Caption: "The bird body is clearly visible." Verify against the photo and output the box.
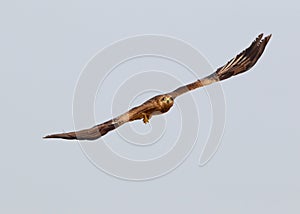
[44,33,271,141]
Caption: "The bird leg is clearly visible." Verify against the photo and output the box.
[142,113,150,124]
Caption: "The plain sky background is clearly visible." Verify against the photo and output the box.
[0,0,299,213]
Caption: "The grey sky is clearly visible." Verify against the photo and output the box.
[0,0,299,213]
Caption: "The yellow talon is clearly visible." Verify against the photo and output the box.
[142,113,149,124]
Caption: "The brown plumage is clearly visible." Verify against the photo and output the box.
[44,33,271,141]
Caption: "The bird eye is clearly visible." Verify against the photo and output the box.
[162,97,166,101]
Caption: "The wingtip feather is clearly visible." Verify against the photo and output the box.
[257,33,264,39]
[265,34,272,42]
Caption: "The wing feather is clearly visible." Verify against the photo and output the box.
[43,98,157,140]
[169,33,271,98]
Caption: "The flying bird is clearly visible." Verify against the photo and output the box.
[44,33,271,141]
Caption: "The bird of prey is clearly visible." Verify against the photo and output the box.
[44,33,271,141]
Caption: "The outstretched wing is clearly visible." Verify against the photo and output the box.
[44,34,271,141]
[169,33,272,98]
[44,100,158,140]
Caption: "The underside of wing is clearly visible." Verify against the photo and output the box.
[43,116,123,140]
[44,98,158,140]
[169,33,271,98]
[215,33,271,80]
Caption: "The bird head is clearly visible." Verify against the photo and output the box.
[159,95,174,110]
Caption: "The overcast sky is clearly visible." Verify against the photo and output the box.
[0,0,299,213]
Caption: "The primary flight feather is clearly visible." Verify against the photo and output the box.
[44,33,271,141]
